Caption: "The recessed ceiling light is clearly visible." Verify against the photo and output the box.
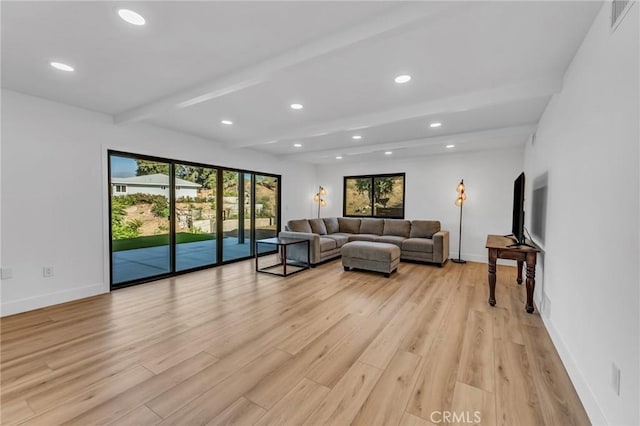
[446,144,455,149]
[394,74,411,84]
[118,9,146,26]
[290,103,303,110]
[385,151,393,155]
[352,135,362,140]
[336,156,343,160]
[221,120,233,125]
[430,122,442,128]
[293,143,302,148]
[50,62,74,72]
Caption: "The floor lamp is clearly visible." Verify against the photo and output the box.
[452,179,467,264]
[314,186,326,218]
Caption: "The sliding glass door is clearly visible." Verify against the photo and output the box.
[109,151,281,288]
[222,171,253,262]
[175,163,217,271]
[110,154,172,285]
[255,174,279,254]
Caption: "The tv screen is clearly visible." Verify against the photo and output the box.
[512,172,525,244]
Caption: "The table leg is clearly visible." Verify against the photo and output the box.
[283,245,287,276]
[525,253,536,313]
[488,249,497,307]
[255,242,258,272]
[516,260,523,285]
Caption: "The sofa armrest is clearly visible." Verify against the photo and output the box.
[278,231,321,264]
[432,230,450,265]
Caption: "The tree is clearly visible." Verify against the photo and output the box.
[353,177,395,207]
[136,160,169,176]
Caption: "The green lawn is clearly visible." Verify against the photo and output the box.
[113,232,216,252]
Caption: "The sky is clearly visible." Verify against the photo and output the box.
[110,155,138,177]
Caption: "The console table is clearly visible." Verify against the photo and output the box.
[486,234,540,313]
[255,237,310,277]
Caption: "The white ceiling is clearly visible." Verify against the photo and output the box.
[1,1,601,164]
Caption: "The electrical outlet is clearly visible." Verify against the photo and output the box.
[43,266,54,278]
[612,363,621,396]
[1,267,13,280]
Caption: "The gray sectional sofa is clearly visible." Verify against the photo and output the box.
[279,217,449,266]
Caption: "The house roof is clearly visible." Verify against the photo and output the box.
[111,173,200,188]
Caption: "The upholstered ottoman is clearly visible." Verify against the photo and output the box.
[341,241,400,277]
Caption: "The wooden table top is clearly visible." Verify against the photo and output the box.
[486,234,540,252]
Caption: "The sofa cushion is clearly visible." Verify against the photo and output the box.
[402,238,434,253]
[383,219,411,237]
[349,234,378,242]
[374,235,406,248]
[308,218,327,235]
[288,219,312,233]
[319,237,337,251]
[359,218,384,235]
[323,217,339,234]
[338,218,361,234]
[410,220,440,239]
[324,233,350,247]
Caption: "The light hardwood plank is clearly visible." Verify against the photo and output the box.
[303,361,382,425]
[254,378,330,426]
[206,397,267,426]
[522,325,590,426]
[0,398,34,426]
[62,351,218,425]
[494,339,544,426]
[450,381,496,426]
[352,350,422,426]
[155,349,291,424]
[407,283,474,420]
[19,365,154,426]
[400,412,438,426]
[108,405,162,426]
[245,314,360,409]
[457,309,495,393]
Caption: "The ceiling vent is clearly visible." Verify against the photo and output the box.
[611,0,633,31]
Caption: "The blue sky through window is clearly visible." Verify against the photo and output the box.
[110,156,137,177]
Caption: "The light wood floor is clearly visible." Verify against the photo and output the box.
[1,258,590,426]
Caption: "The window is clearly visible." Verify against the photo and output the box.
[343,173,405,218]
[115,185,126,193]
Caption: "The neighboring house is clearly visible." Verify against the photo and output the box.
[111,173,200,198]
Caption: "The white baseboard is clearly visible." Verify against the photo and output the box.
[1,283,107,317]
[539,307,608,425]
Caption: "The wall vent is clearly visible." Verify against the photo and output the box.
[611,0,633,31]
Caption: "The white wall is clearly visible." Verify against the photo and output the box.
[0,89,317,316]
[523,3,639,425]
[315,147,525,262]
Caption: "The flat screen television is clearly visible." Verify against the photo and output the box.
[511,172,526,245]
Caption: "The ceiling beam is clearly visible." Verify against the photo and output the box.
[113,2,463,125]
[281,125,537,162]
[229,77,561,149]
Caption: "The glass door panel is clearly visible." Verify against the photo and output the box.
[222,171,252,261]
[110,155,171,285]
[175,164,217,271]
[255,175,279,254]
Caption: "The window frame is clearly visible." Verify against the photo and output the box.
[342,172,406,219]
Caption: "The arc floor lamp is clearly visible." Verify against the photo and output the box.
[452,179,467,264]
